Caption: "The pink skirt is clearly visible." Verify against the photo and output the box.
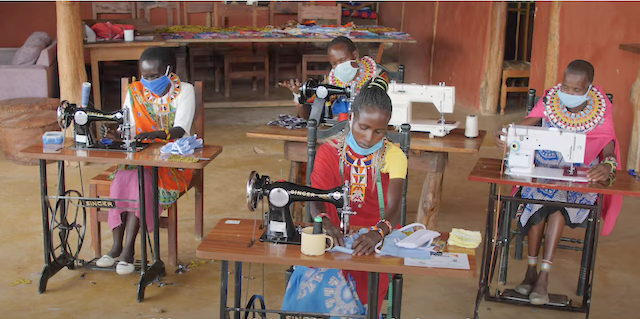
[107,168,162,233]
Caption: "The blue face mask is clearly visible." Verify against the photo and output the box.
[141,66,171,96]
[557,85,591,108]
[346,130,384,156]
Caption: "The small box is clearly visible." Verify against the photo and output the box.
[42,131,63,144]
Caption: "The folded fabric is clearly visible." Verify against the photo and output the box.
[90,21,134,40]
[160,134,203,155]
[267,114,307,130]
[447,228,482,249]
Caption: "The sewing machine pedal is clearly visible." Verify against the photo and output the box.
[500,289,569,307]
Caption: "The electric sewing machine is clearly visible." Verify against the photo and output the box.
[387,81,459,137]
[246,171,355,245]
[503,124,588,182]
[299,78,353,125]
[57,100,147,153]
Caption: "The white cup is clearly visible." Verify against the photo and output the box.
[300,227,334,256]
[124,29,135,42]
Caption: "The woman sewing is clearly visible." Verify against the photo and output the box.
[279,36,387,119]
[95,47,195,275]
[494,60,622,305]
[281,76,406,315]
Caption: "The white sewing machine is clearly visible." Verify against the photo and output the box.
[387,82,459,137]
[503,124,588,182]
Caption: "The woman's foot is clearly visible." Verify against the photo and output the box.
[529,271,550,305]
[116,261,135,275]
[96,244,123,267]
[514,265,538,296]
[118,248,135,264]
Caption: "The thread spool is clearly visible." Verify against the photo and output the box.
[80,82,91,108]
[465,115,479,138]
[124,29,135,42]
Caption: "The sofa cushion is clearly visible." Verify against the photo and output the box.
[11,32,52,66]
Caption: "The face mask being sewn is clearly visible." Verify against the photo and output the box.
[333,60,358,83]
[557,85,591,108]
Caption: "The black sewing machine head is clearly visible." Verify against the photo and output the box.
[246,171,354,245]
[298,79,353,124]
[57,100,147,153]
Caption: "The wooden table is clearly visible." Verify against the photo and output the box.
[19,142,223,302]
[247,125,487,229]
[196,218,476,319]
[468,158,640,319]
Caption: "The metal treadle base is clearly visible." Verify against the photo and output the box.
[500,289,570,307]
[83,258,149,274]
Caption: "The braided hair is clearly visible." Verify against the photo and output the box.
[351,76,392,120]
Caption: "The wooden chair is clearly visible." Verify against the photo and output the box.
[497,89,614,296]
[89,78,205,267]
[269,2,301,86]
[137,1,181,26]
[92,2,137,19]
[499,60,531,115]
[298,3,342,82]
[213,2,269,98]
[288,119,410,318]
[184,2,222,92]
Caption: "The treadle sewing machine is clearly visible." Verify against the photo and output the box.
[57,101,147,152]
[298,78,353,125]
[502,124,588,182]
[387,81,459,137]
[246,171,355,244]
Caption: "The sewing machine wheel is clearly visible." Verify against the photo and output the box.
[48,190,87,269]
[246,171,262,211]
[56,100,75,129]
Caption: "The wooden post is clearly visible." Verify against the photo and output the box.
[412,151,448,230]
[543,1,561,90]
[627,68,640,171]
[479,2,507,115]
[57,1,86,105]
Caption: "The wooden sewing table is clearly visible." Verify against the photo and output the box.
[196,218,476,319]
[468,158,640,319]
[19,142,223,302]
[247,125,486,229]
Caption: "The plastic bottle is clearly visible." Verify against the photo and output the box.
[313,216,323,234]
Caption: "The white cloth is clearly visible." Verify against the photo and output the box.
[122,82,195,138]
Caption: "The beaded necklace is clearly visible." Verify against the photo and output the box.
[544,84,606,132]
[141,73,181,131]
[328,56,377,93]
[338,138,386,207]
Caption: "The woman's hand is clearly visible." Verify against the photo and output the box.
[134,131,165,141]
[587,163,614,182]
[322,218,345,247]
[351,231,382,256]
[493,126,507,150]
[278,79,301,94]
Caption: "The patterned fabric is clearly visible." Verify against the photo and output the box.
[281,266,365,318]
[543,84,606,132]
[108,77,194,232]
[520,119,598,227]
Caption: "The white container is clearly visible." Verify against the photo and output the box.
[42,131,63,144]
[124,29,135,42]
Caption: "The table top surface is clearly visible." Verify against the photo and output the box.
[84,35,177,49]
[164,37,417,44]
[19,142,223,169]
[468,158,640,197]
[247,125,486,154]
[196,218,477,278]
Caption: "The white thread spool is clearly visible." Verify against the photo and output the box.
[465,115,479,138]
[124,29,135,42]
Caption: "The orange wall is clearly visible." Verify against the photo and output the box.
[528,2,640,169]
[430,2,492,111]
[0,2,58,47]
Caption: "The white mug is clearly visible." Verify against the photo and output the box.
[300,227,334,256]
[124,29,135,42]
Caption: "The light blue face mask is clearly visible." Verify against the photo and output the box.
[346,130,384,156]
[557,85,591,108]
[374,223,436,259]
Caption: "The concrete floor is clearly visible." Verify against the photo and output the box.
[1,103,639,319]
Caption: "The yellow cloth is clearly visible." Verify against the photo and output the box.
[380,141,407,180]
[447,228,482,249]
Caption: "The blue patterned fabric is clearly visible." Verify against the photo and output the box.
[281,266,365,318]
[520,119,598,227]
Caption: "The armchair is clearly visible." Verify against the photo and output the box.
[0,41,58,100]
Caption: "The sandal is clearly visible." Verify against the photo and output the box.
[116,261,135,275]
[96,255,116,267]
[529,291,550,305]
[514,284,533,296]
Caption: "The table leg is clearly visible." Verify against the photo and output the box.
[375,43,385,64]
[90,53,102,110]
[414,151,448,229]
[38,160,52,293]
[175,45,189,82]
[137,166,148,302]
[474,183,496,319]
[220,260,229,319]
[234,262,242,319]
[367,272,379,319]
[582,194,603,319]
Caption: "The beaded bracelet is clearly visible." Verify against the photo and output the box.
[601,156,618,173]
[369,226,385,238]
[164,129,171,141]
[377,219,393,234]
